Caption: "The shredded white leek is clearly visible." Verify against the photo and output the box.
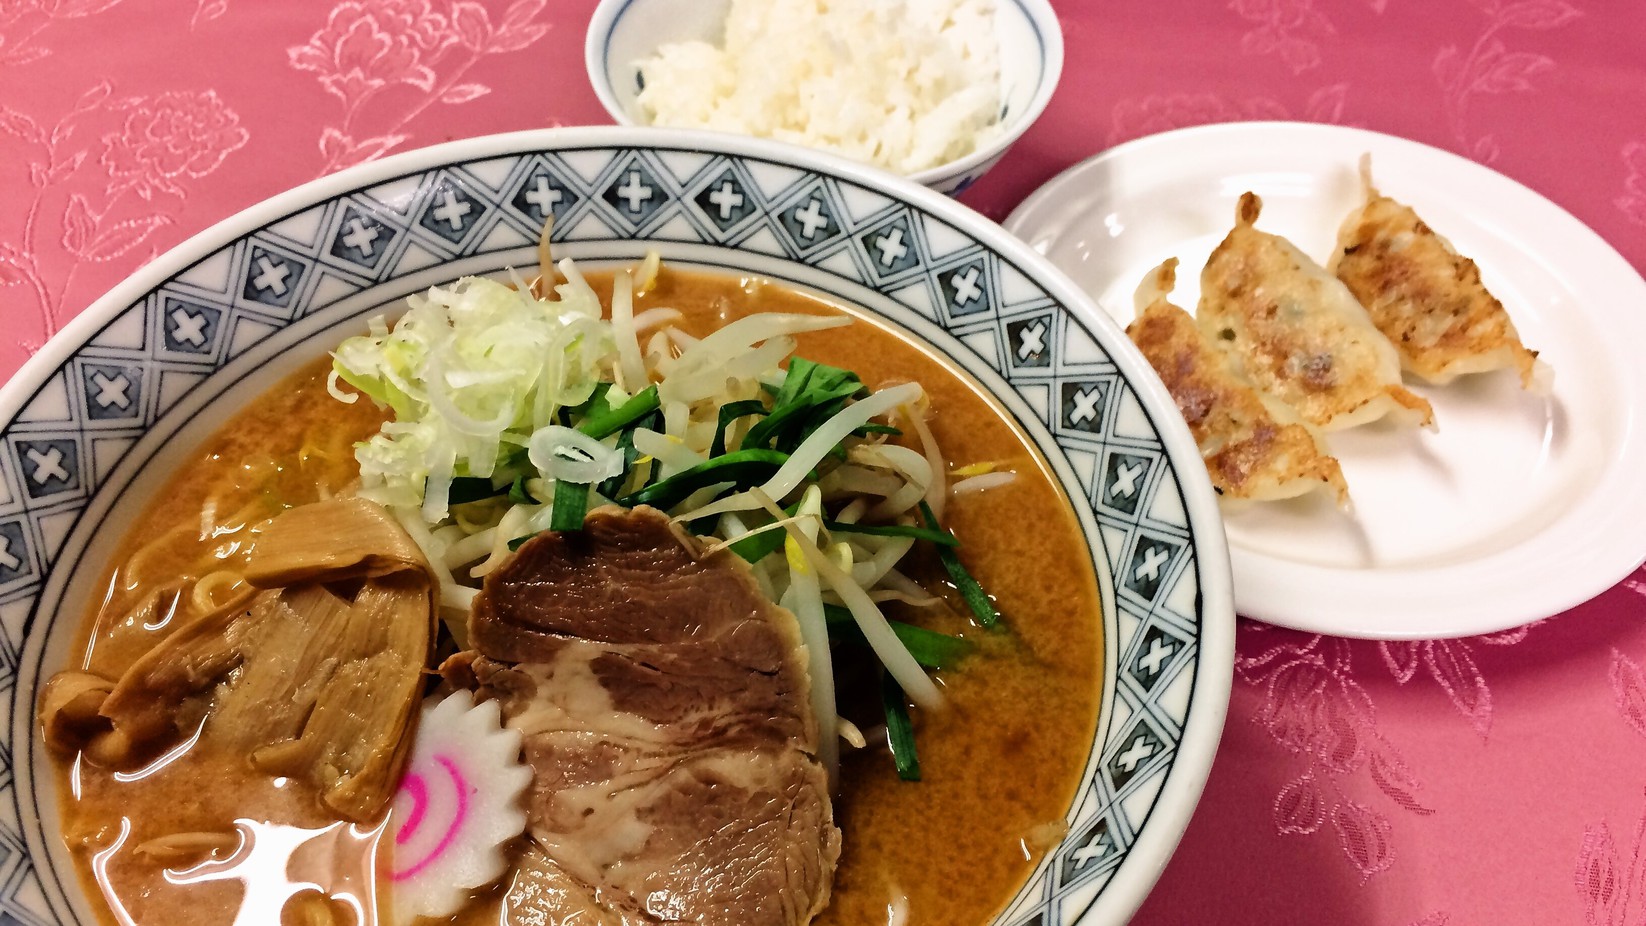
[334,273,611,515]
[528,426,623,484]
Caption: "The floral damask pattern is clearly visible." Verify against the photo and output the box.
[1607,647,1646,746]
[1619,142,1646,228]
[1379,624,1537,737]
[1236,622,1536,880]
[1238,627,1428,880]
[1108,84,1348,145]
[0,0,124,66]
[0,83,247,347]
[100,91,248,201]
[1573,646,1646,925]
[1229,0,1387,74]
[1433,0,1581,162]
[1230,0,1337,74]
[287,0,550,174]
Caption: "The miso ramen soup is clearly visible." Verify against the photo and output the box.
[41,266,1104,926]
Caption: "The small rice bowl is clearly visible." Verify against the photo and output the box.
[633,0,1003,175]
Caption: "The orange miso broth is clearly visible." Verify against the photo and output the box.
[47,267,1104,926]
[54,359,391,926]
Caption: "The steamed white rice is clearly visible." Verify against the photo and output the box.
[633,0,1003,174]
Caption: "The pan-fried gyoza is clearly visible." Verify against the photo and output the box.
[1331,157,1543,388]
[1127,259,1347,505]
[1199,192,1435,432]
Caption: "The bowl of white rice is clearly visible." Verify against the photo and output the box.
[584,0,1062,195]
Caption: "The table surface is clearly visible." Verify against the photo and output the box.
[4,0,1645,923]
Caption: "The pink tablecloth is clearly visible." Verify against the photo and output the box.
[4,0,1644,922]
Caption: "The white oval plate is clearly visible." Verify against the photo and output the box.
[1005,121,1646,640]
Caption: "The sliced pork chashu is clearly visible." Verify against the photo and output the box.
[1330,159,1541,387]
[1128,258,1348,504]
[1199,192,1435,431]
[445,505,840,926]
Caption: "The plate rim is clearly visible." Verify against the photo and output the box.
[1003,119,1646,640]
[0,126,1236,925]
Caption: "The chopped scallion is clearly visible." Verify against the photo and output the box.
[823,604,971,669]
[619,448,789,511]
[881,674,921,781]
[508,475,536,505]
[727,503,801,563]
[823,520,959,547]
[551,479,589,532]
[711,399,768,457]
[577,385,659,439]
[918,501,1000,628]
[445,476,504,506]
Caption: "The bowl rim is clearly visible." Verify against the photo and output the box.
[580,0,1067,186]
[0,125,1231,926]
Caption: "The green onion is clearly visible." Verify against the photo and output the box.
[728,528,786,564]
[598,427,636,500]
[577,385,659,440]
[743,358,864,452]
[743,401,819,452]
[890,623,971,669]
[508,475,536,505]
[524,388,660,535]
[780,357,858,406]
[551,479,589,532]
[507,532,537,551]
[497,443,531,472]
[727,503,801,563]
[559,382,612,426]
[853,423,903,437]
[881,674,921,781]
[823,520,959,547]
[619,448,789,512]
[918,501,1000,628]
[822,604,971,669]
[446,476,505,505]
[711,399,768,457]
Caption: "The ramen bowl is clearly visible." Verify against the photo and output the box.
[584,0,1063,196]
[0,128,1230,926]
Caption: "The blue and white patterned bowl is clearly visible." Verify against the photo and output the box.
[0,128,1231,926]
[583,0,1063,196]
